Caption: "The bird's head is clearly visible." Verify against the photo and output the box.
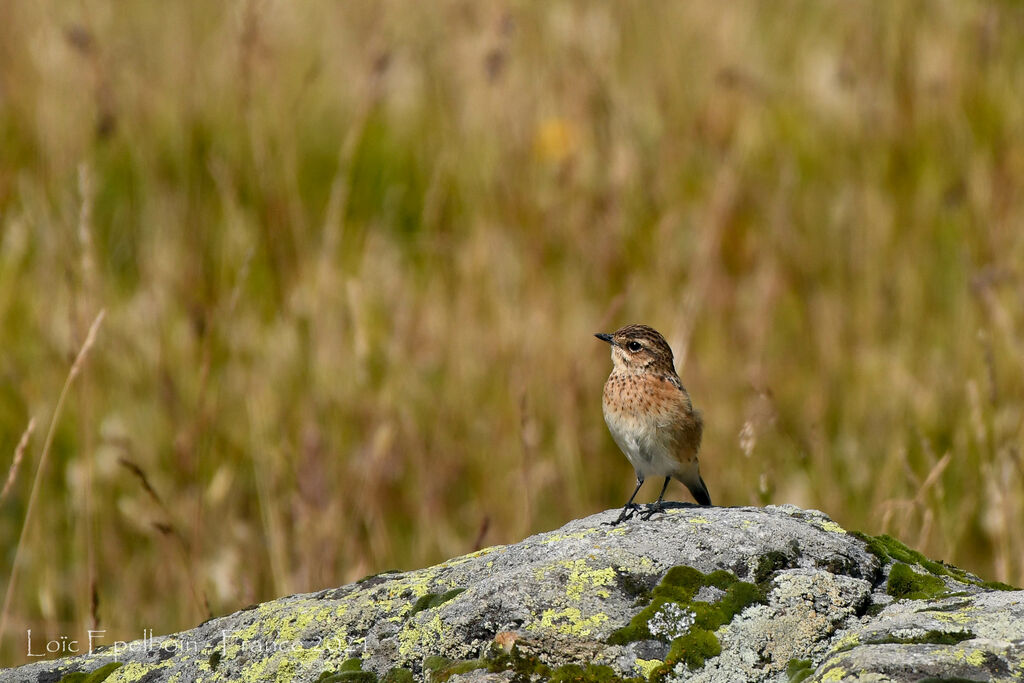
[595,324,676,374]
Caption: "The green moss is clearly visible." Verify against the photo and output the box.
[887,563,947,600]
[850,532,893,571]
[318,658,379,683]
[409,588,466,617]
[423,655,488,683]
[483,642,648,683]
[716,581,764,622]
[484,643,551,681]
[786,658,814,683]
[704,569,739,589]
[851,532,920,565]
[608,566,765,645]
[422,656,452,672]
[754,551,793,584]
[658,565,714,601]
[317,673,378,683]
[58,663,124,683]
[340,659,365,672]
[548,663,642,683]
[382,668,415,683]
[853,531,1020,591]
[867,629,974,646]
[603,564,765,680]
[89,663,124,683]
[665,628,721,669]
[208,650,222,670]
[979,579,1017,591]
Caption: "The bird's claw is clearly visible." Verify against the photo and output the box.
[604,503,642,526]
[639,502,666,521]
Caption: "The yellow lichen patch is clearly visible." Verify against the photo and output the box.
[214,600,350,670]
[533,559,616,601]
[820,666,846,681]
[239,656,271,683]
[689,517,710,525]
[741,519,756,528]
[604,526,628,536]
[108,661,165,683]
[389,569,438,601]
[566,560,616,601]
[235,643,323,683]
[542,528,599,545]
[441,544,505,568]
[398,611,453,659]
[220,642,243,661]
[364,567,441,617]
[526,607,609,637]
[330,623,350,650]
[949,648,987,667]
[635,658,663,677]
[932,606,980,625]
[832,632,860,651]
[816,520,847,534]
[274,601,333,641]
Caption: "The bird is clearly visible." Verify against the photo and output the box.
[595,324,711,523]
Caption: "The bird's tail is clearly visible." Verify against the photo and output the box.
[685,474,712,506]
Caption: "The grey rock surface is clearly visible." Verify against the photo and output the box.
[2,504,1021,683]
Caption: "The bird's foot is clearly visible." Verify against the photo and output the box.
[639,501,666,521]
[604,503,641,526]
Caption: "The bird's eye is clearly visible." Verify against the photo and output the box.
[626,341,643,352]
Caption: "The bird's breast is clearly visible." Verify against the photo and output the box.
[602,373,688,424]
[602,372,699,476]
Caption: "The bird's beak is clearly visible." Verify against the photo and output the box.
[595,333,615,345]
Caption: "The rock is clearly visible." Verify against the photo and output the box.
[2,504,1020,683]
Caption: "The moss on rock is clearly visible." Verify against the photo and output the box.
[423,655,488,683]
[785,658,814,683]
[409,588,466,617]
[604,564,766,679]
[317,658,379,683]
[57,663,124,683]
[754,551,794,584]
[853,532,1020,592]
[381,668,415,683]
[665,628,722,669]
[887,563,947,600]
[608,565,765,645]
[548,663,638,683]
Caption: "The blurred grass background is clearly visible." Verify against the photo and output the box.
[2,0,1024,665]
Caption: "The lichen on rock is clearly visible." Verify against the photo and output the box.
[3,504,1021,683]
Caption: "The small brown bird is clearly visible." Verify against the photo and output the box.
[596,324,711,523]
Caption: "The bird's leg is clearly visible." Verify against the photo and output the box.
[640,477,671,520]
[606,477,644,525]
